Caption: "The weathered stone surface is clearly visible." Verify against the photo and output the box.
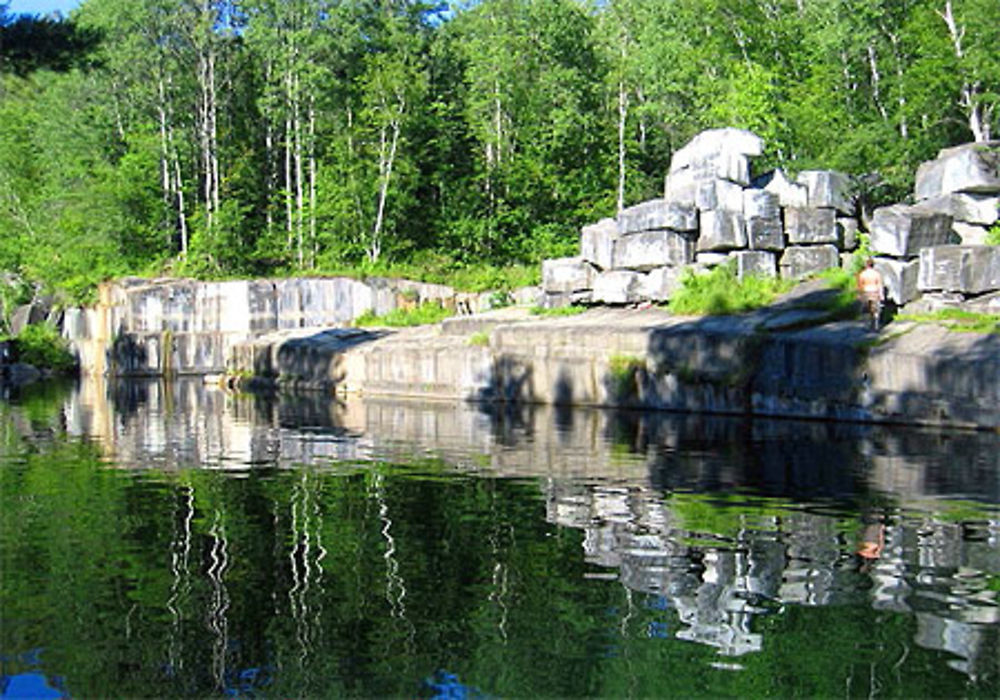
[785,207,838,245]
[918,245,1000,294]
[918,193,999,225]
[746,218,784,251]
[580,217,619,270]
[952,222,990,246]
[874,257,920,305]
[542,256,595,294]
[779,245,840,279]
[733,250,777,279]
[669,127,764,172]
[617,199,698,234]
[915,141,1000,199]
[592,270,644,305]
[837,217,859,250]
[664,172,745,210]
[966,290,1000,314]
[540,290,592,309]
[512,286,542,307]
[613,230,695,270]
[796,170,853,214]
[870,204,956,257]
[640,267,683,301]
[695,252,730,266]
[697,210,747,252]
[743,188,780,219]
[753,168,808,208]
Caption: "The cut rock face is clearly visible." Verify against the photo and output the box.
[796,170,853,215]
[697,210,747,252]
[613,230,695,270]
[592,270,644,305]
[617,199,698,234]
[784,207,838,245]
[542,257,595,294]
[779,245,840,279]
[918,245,1000,295]
[870,204,955,257]
[915,141,1000,199]
[580,218,619,271]
[874,257,920,305]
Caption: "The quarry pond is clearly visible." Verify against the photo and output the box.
[1,378,998,698]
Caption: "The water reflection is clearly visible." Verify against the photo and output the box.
[1,377,998,696]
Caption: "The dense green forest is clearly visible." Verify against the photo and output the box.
[1,0,998,302]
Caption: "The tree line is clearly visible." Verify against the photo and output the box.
[1,0,997,301]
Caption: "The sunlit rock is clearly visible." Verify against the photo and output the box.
[870,204,955,257]
[918,245,1000,294]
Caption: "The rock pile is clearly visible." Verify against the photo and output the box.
[872,141,1000,312]
[542,128,862,307]
[541,130,1000,312]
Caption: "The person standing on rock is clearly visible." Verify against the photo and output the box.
[857,259,884,330]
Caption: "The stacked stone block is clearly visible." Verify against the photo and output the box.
[542,128,861,304]
[869,141,1000,308]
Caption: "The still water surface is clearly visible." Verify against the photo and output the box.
[1,378,998,698]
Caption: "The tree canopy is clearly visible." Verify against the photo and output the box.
[1,0,997,301]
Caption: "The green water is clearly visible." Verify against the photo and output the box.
[1,379,998,698]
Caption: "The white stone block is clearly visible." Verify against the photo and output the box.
[640,267,684,301]
[733,250,777,279]
[785,207,838,245]
[542,257,595,294]
[613,230,695,270]
[915,142,1000,199]
[580,218,619,270]
[617,199,698,234]
[796,170,853,215]
[697,210,747,251]
[755,168,808,208]
[874,257,920,305]
[779,245,840,279]
[871,204,956,257]
[592,270,644,304]
[918,245,1000,294]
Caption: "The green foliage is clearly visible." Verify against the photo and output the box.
[468,331,490,347]
[668,264,794,316]
[607,353,644,400]
[353,301,453,328]
[897,309,1000,334]
[13,323,76,372]
[987,224,1000,245]
[530,305,586,317]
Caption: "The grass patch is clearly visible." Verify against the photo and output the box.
[987,224,1000,246]
[10,323,77,372]
[530,304,587,317]
[607,354,644,401]
[468,331,490,347]
[353,301,454,328]
[897,309,1000,334]
[667,263,793,316]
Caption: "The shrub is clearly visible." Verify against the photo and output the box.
[13,323,76,372]
[667,263,793,316]
[353,301,453,328]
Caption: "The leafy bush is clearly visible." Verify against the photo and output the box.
[987,224,1000,246]
[667,263,793,316]
[353,301,453,328]
[13,323,77,372]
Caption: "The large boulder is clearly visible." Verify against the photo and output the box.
[664,173,744,211]
[668,127,763,184]
[753,168,808,208]
[779,245,840,279]
[784,207,838,245]
[592,270,644,305]
[874,257,920,305]
[915,141,1000,199]
[796,170,853,215]
[918,245,1000,295]
[743,188,780,219]
[580,218,619,270]
[613,230,695,270]
[697,210,747,252]
[837,217,860,250]
[617,199,698,234]
[916,193,999,226]
[733,250,777,279]
[542,257,596,294]
[870,204,955,257]
[640,266,684,301]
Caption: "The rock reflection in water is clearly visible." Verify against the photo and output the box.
[57,377,1000,681]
